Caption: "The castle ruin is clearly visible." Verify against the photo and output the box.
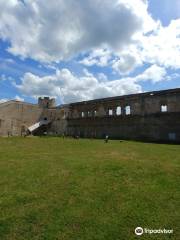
[0,88,180,142]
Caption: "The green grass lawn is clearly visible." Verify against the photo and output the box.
[0,137,179,240]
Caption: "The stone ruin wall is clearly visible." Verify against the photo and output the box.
[64,89,180,142]
[0,97,69,136]
[0,101,42,136]
[42,106,69,135]
[68,89,180,118]
[0,89,180,141]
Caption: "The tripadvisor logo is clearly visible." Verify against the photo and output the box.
[135,227,143,236]
[135,227,173,236]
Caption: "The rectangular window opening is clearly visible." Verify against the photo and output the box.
[125,106,131,115]
[108,109,113,116]
[161,105,168,112]
[116,106,121,115]
[168,133,176,141]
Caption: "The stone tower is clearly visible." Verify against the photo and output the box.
[38,97,56,108]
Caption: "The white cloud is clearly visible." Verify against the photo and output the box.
[0,74,7,81]
[15,63,169,104]
[0,98,8,104]
[97,73,108,82]
[14,95,24,102]
[112,53,141,75]
[0,0,155,63]
[165,73,180,81]
[79,17,180,76]
[0,0,179,103]
[0,95,24,104]
[0,74,14,82]
[118,0,156,33]
[80,45,143,75]
[112,19,180,75]
[135,64,167,83]
[141,19,180,69]
[80,49,112,67]
[15,68,142,103]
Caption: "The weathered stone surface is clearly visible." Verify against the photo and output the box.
[63,88,180,142]
[0,89,180,142]
[0,101,42,136]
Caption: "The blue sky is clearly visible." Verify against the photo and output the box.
[0,0,180,104]
[148,0,180,26]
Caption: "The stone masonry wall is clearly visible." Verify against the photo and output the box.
[0,101,42,136]
[65,88,180,142]
[0,89,180,142]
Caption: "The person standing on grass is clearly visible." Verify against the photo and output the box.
[105,134,109,143]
